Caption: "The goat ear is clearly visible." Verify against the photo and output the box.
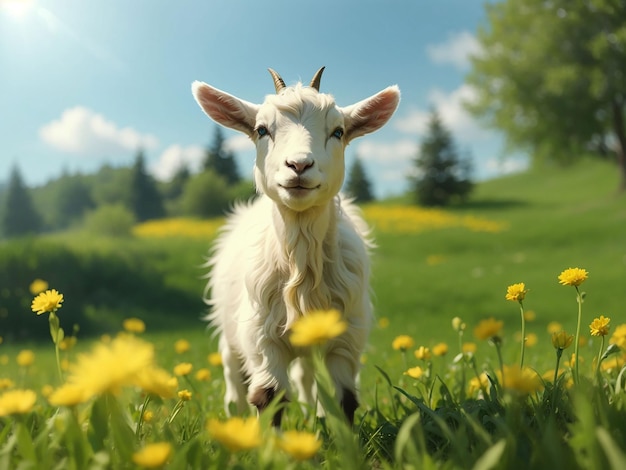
[342,85,400,143]
[192,81,259,137]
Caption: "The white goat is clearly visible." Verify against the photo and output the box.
[192,67,400,424]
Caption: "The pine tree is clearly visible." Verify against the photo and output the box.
[1,165,43,237]
[410,110,473,206]
[345,156,374,203]
[203,126,241,185]
[129,150,165,222]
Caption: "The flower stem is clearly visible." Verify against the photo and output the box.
[596,336,605,377]
[552,348,563,413]
[518,301,526,368]
[573,287,583,385]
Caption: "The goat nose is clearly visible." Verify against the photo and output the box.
[286,158,314,174]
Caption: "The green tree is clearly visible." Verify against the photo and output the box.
[467,0,626,190]
[410,111,473,206]
[345,156,374,203]
[204,126,241,185]
[129,150,165,222]
[1,165,42,237]
[179,170,231,218]
[54,174,95,229]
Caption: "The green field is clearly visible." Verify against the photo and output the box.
[1,157,625,468]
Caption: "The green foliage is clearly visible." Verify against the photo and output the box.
[345,156,374,203]
[410,110,473,206]
[0,165,42,238]
[466,0,626,189]
[81,204,135,237]
[130,150,165,222]
[203,126,241,185]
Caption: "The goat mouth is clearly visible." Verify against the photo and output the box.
[279,184,320,192]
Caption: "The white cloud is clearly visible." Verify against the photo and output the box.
[355,138,416,164]
[426,31,482,70]
[484,156,529,178]
[151,144,205,181]
[224,134,254,153]
[39,106,158,157]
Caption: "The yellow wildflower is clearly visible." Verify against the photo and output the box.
[601,354,626,373]
[31,289,63,315]
[498,365,544,395]
[132,442,172,468]
[142,410,154,423]
[134,367,178,399]
[195,368,211,381]
[414,346,431,361]
[173,362,193,377]
[523,310,536,322]
[432,342,449,357]
[589,315,610,337]
[278,430,322,461]
[174,339,191,354]
[392,335,414,352]
[404,366,424,379]
[462,342,477,354]
[552,331,574,350]
[48,383,88,407]
[452,317,466,332]
[123,318,146,334]
[547,321,563,334]
[0,389,37,416]
[558,267,588,287]
[16,350,35,367]
[377,317,390,329]
[59,336,77,351]
[41,385,53,397]
[177,389,192,401]
[505,283,527,302]
[610,324,626,349]
[207,353,222,367]
[468,373,489,396]
[289,309,347,347]
[29,279,48,295]
[473,318,504,341]
[0,355,8,366]
[207,417,261,452]
[0,378,15,390]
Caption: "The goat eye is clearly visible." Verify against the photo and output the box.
[331,128,344,139]
[256,126,269,138]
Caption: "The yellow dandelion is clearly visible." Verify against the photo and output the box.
[278,430,322,461]
[41,385,53,397]
[468,373,489,396]
[177,389,192,401]
[29,278,48,295]
[132,442,172,468]
[289,309,347,347]
[31,289,64,315]
[498,365,543,395]
[601,354,626,373]
[142,410,154,423]
[462,342,477,354]
[414,346,432,361]
[48,383,88,407]
[404,366,424,379]
[207,417,261,452]
[452,317,466,332]
[377,317,390,329]
[551,331,574,350]
[589,315,610,337]
[123,318,146,334]
[547,321,563,334]
[473,318,504,341]
[0,378,15,390]
[525,332,538,347]
[134,367,178,399]
[558,267,588,287]
[207,352,222,367]
[610,324,626,349]
[195,368,211,381]
[0,389,37,416]
[174,339,191,354]
[173,362,193,377]
[392,335,415,352]
[432,342,449,357]
[59,336,77,351]
[16,350,35,367]
[523,310,536,322]
[505,283,528,302]
[0,355,8,366]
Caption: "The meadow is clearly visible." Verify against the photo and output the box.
[1,158,625,468]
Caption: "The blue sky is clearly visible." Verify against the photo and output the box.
[0,0,527,198]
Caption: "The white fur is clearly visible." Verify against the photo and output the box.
[192,70,400,415]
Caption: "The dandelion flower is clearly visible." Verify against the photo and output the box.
[468,373,489,396]
[207,417,261,452]
[278,430,321,461]
[142,410,154,423]
[289,309,347,347]
[195,368,211,381]
[462,342,477,354]
[377,317,390,329]
[589,315,610,337]
[547,321,563,334]
[134,367,178,399]
[31,289,63,315]
[177,389,192,401]
[558,267,588,287]
[207,353,222,367]
[132,442,172,468]
[48,383,88,407]
[174,339,191,354]
[432,342,449,357]
[610,324,626,349]
[29,279,48,295]
[392,335,414,351]
[414,346,432,361]
[551,331,574,350]
[123,318,146,334]
[59,336,77,351]
[498,365,543,395]
[404,366,424,379]
[452,317,465,332]
[0,389,37,416]
[0,378,15,390]
[523,310,536,322]
[173,362,193,377]
[16,350,35,367]
[505,283,528,302]
[473,318,504,341]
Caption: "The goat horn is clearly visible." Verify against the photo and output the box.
[268,68,286,93]
[309,66,325,91]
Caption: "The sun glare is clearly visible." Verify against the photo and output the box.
[0,0,34,19]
